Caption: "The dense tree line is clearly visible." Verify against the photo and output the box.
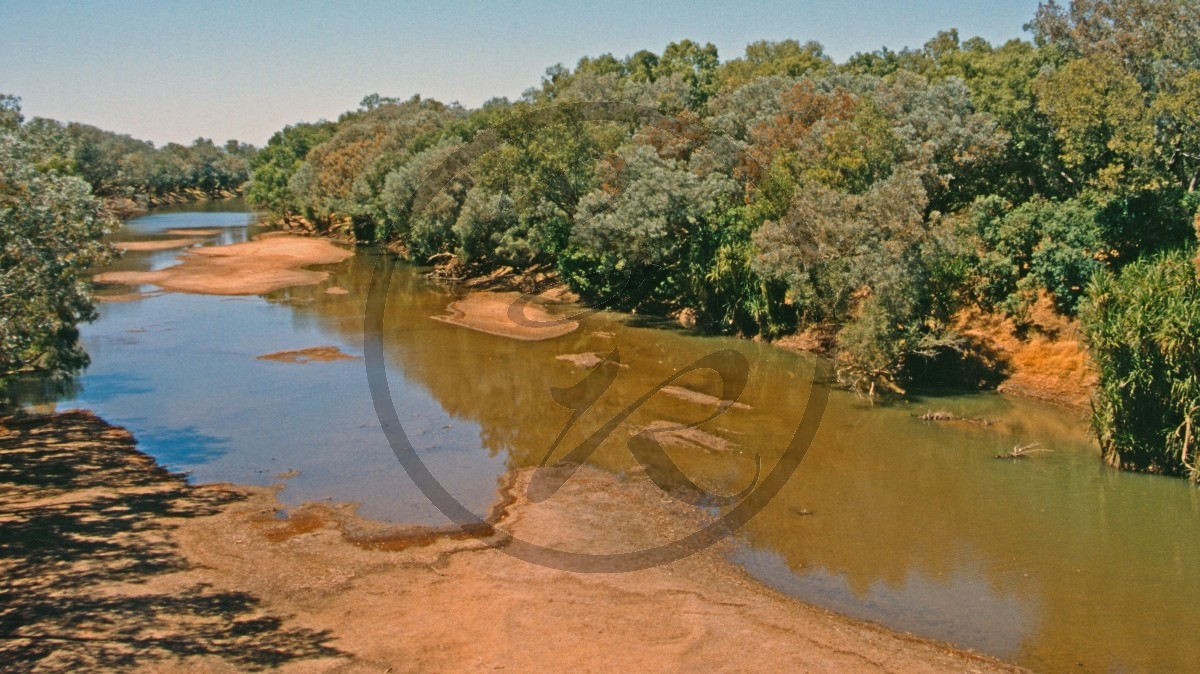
[237,0,1193,479]
[0,95,256,394]
[6,97,254,207]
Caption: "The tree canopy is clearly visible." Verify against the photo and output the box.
[238,0,1200,475]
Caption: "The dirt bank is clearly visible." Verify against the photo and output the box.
[433,291,579,341]
[956,295,1096,410]
[94,234,352,296]
[770,296,1096,411]
[0,411,1023,673]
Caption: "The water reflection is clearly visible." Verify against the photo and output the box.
[20,200,1200,672]
[281,240,1200,672]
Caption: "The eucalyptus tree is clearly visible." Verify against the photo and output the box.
[245,121,337,216]
[0,100,115,390]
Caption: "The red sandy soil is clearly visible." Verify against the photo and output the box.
[771,296,1096,410]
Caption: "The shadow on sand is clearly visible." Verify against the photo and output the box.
[0,411,344,671]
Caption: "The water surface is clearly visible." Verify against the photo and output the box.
[26,201,1200,672]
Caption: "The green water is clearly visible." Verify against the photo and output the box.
[30,200,1200,672]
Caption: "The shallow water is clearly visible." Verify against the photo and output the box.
[24,200,1200,672]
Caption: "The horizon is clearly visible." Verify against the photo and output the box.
[1,0,1040,147]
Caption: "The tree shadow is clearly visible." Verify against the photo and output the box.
[0,411,345,671]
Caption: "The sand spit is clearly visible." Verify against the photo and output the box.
[116,238,206,252]
[94,235,352,296]
[661,385,752,410]
[256,346,359,364]
[555,351,629,369]
[630,419,739,453]
[433,291,579,341]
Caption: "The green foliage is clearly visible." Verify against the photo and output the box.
[0,94,22,132]
[53,125,254,200]
[379,139,471,260]
[968,186,1195,316]
[1036,54,1157,190]
[567,143,737,311]
[752,169,953,388]
[1029,0,1200,193]
[0,115,115,388]
[969,195,1104,315]
[245,121,336,215]
[1082,250,1200,481]
[285,96,461,237]
[241,0,1200,470]
[717,40,831,91]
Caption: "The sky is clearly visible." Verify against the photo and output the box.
[0,0,1042,147]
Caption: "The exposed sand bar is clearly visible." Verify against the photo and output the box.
[661,385,752,410]
[433,291,579,341]
[94,234,352,296]
[256,346,359,363]
[0,411,1026,672]
[116,238,206,251]
[631,419,738,452]
[555,351,630,369]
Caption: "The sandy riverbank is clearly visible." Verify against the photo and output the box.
[0,411,1023,673]
[94,233,353,296]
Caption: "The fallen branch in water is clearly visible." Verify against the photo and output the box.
[996,442,1051,459]
[914,410,993,426]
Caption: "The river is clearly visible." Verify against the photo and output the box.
[20,199,1200,672]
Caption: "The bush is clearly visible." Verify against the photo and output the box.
[1081,250,1200,481]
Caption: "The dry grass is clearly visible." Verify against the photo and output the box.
[955,292,1096,409]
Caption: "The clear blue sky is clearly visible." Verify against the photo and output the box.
[0,0,1041,147]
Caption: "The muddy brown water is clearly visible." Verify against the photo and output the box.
[17,200,1200,672]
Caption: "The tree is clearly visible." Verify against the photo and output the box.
[1035,54,1157,191]
[1030,0,1200,192]
[0,94,21,132]
[1,114,114,388]
[245,121,336,215]
[717,40,831,91]
[567,143,738,313]
[655,40,720,110]
[286,96,458,237]
[752,169,953,390]
[968,195,1104,315]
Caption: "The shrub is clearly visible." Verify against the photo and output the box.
[1082,249,1200,481]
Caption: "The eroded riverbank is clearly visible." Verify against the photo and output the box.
[0,411,1023,673]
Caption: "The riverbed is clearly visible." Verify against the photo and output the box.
[21,200,1200,672]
